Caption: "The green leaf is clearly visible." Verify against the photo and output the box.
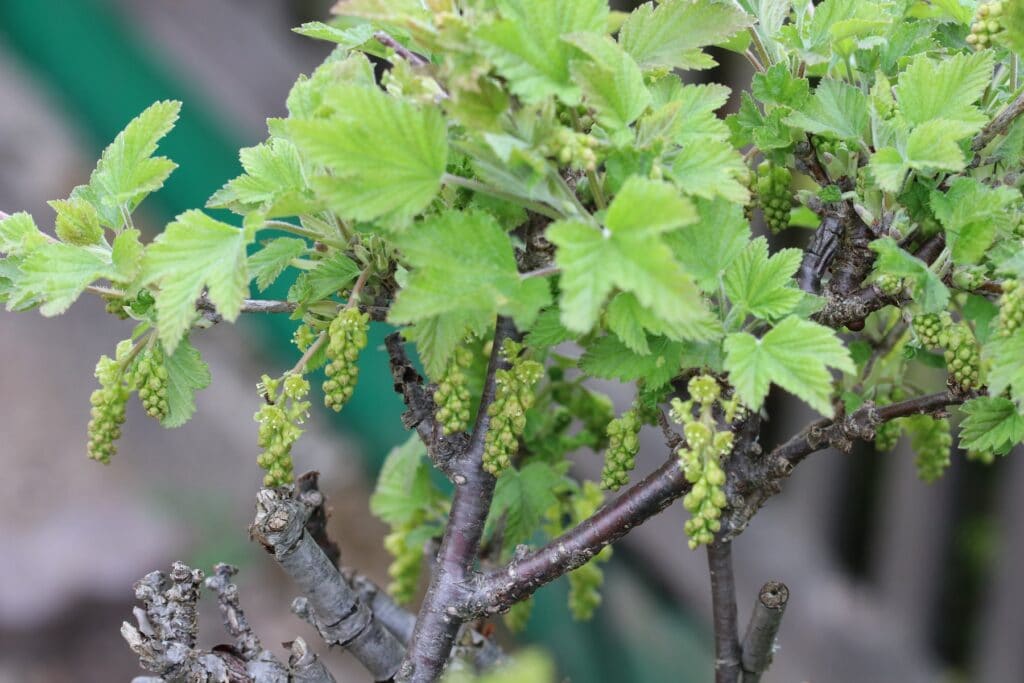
[161,336,212,428]
[0,212,49,257]
[566,33,650,142]
[15,242,116,316]
[292,21,374,48]
[86,100,181,217]
[959,396,1024,457]
[287,86,447,223]
[208,139,316,218]
[112,228,144,284]
[667,197,751,292]
[667,138,750,203]
[724,315,854,417]
[49,197,103,246]
[140,211,253,353]
[389,210,540,374]
[985,329,1024,411]
[783,79,869,142]
[549,177,716,338]
[869,237,950,313]
[248,237,308,292]
[869,119,978,193]
[487,462,566,554]
[930,178,1018,266]
[724,237,803,321]
[474,0,608,104]
[370,435,437,527]
[895,51,993,128]
[524,307,576,348]
[868,147,908,192]
[752,63,810,108]
[580,334,688,388]
[288,251,360,310]
[619,0,753,71]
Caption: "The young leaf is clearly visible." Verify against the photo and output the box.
[141,211,253,353]
[474,0,609,104]
[112,229,144,284]
[723,237,803,321]
[580,335,699,388]
[86,100,181,218]
[0,212,49,257]
[289,251,360,309]
[287,85,447,223]
[370,435,438,527]
[752,63,811,109]
[248,237,308,292]
[668,139,750,203]
[667,197,751,292]
[894,51,993,128]
[15,243,116,316]
[619,0,753,71]
[959,396,1024,457]
[487,462,566,555]
[161,336,212,428]
[565,33,650,142]
[292,21,375,48]
[930,178,1018,266]
[783,79,869,143]
[549,177,717,338]
[984,330,1024,411]
[208,139,315,218]
[724,315,854,417]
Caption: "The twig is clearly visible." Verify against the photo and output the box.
[972,89,1024,151]
[707,539,742,683]
[519,264,560,280]
[289,331,327,376]
[398,317,517,683]
[205,564,266,662]
[741,581,789,683]
[374,31,429,67]
[196,294,297,323]
[251,488,405,680]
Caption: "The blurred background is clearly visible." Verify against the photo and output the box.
[0,1,1022,681]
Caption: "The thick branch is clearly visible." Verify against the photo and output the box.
[741,581,789,683]
[973,90,1024,152]
[398,317,517,683]
[251,489,404,681]
[707,539,742,683]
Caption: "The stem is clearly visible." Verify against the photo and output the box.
[374,31,428,67]
[972,89,1024,152]
[398,317,517,683]
[519,264,560,280]
[741,581,789,682]
[747,27,771,69]
[289,331,328,376]
[263,220,347,250]
[707,539,742,683]
[346,267,372,310]
[587,169,607,210]
[442,174,563,221]
[86,284,125,299]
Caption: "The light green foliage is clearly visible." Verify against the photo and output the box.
[443,649,555,683]
[323,308,370,412]
[869,238,949,313]
[723,237,803,320]
[724,316,854,417]
[49,198,103,246]
[254,374,311,487]
[141,210,252,353]
[619,0,753,71]
[960,396,1024,458]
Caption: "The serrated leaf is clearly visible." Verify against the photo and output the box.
[566,33,650,142]
[752,63,810,108]
[524,307,576,348]
[667,138,750,202]
[868,147,908,192]
[287,85,446,223]
[580,334,687,388]
[15,242,116,316]
[141,211,252,353]
[930,178,1017,266]
[869,237,949,313]
[86,101,181,219]
[161,336,212,428]
[292,21,375,47]
[724,315,854,416]
[288,251,360,309]
[0,212,49,257]
[984,329,1024,412]
[619,0,753,71]
[487,462,567,556]
[783,79,868,142]
[724,237,803,321]
[474,0,608,104]
[248,237,308,292]
[370,435,437,527]
[667,197,751,293]
[112,228,144,284]
[959,396,1024,457]
[895,51,993,128]
[208,139,316,218]
[550,177,716,338]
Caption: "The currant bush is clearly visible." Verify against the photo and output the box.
[323,308,369,412]
[482,341,543,476]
